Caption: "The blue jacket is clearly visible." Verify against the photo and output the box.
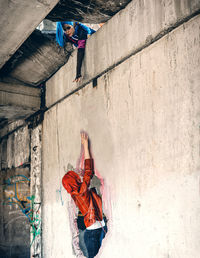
[56,22,95,48]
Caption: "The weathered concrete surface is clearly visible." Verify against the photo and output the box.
[0,120,27,170]
[0,120,26,139]
[0,30,73,87]
[0,82,40,107]
[0,137,7,170]
[0,167,30,258]
[0,121,30,169]
[30,125,42,258]
[46,0,200,107]
[0,117,43,258]
[0,0,59,69]
[42,13,200,258]
[0,82,41,128]
[6,125,30,169]
[47,0,131,23]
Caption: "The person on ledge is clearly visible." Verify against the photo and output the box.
[62,132,107,258]
[56,22,95,83]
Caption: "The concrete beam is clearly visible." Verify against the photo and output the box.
[46,0,200,108]
[0,30,73,86]
[0,82,41,124]
[0,0,59,69]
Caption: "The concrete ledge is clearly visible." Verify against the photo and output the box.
[0,82,41,108]
[2,30,73,87]
[46,0,200,108]
[0,82,41,124]
[0,83,40,97]
[0,92,40,108]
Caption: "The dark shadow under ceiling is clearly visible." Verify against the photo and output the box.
[47,0,132,23]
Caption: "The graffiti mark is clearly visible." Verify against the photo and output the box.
[33,146,37,152]
[32,254,39,258]
[30,195,41,247]
[2,175,42,247]
[56,184,64,206]
[3,175,31,220]
[4,174,30,185]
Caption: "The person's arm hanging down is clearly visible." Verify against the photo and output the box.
[74,23,95,83]
[74,47,85,83]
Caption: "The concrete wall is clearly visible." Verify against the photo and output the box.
[46,0,200,107]
[0,167,30,258]
[0,118,42,258]
[0,124,31,258]
[43,1,200,257]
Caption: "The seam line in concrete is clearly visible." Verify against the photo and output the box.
[0,89,40,98]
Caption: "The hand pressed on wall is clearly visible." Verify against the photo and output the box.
[81,132,90,159]
[73,76,82,83]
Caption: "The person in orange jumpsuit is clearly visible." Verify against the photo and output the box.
[62,132,107,258]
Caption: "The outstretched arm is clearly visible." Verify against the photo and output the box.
[79,132,93,193]
[81,132,90,159]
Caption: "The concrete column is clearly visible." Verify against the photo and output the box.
[30,125,42,258]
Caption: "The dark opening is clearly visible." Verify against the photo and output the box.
[93,78,98,88]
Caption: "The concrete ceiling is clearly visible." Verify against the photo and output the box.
[0,0,131,130]
[47,0,132,23]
